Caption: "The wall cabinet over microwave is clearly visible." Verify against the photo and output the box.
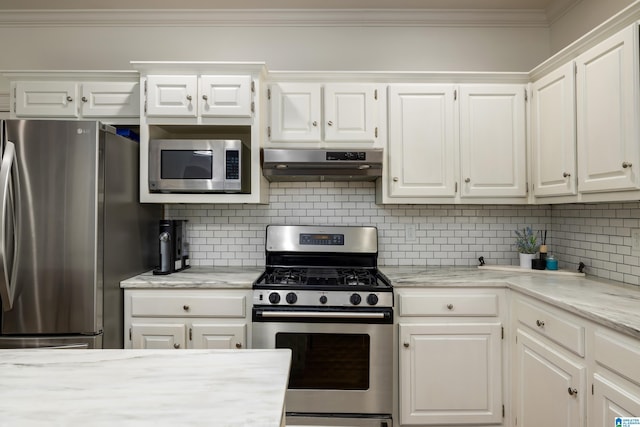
[145,74,254,120]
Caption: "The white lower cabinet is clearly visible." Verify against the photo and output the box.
[124,289,251,350]
[514,329,586,427]
[396,288,506,426]
[512,295,587,427]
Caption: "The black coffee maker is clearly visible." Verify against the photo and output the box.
[153,219,190,275]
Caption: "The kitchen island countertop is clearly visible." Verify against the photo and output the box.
[0,349,291,427]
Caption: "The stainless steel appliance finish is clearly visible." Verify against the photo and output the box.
[0,120,160,349]
[252,225,393,426]
[261,148,383,181]
[149,138,249,193]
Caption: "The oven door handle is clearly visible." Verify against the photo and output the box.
[256,310,387,320]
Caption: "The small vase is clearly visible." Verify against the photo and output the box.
[519,253,536,269]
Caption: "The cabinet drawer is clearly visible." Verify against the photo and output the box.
[514,298,585,356]
[398,293,499,317]
[130,293,246,317]
[594,329,640,386]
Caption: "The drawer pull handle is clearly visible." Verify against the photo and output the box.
[173,343,180,349]
[567,387,578,396]
[403,342,409,348]
[446,304,454,310]
[235,343,242,349]
[183,305,190,311]
[623,161,632,169]
[536,320,545,327]
[563,172,571,178]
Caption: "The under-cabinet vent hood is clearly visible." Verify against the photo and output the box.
[261,148,383,182]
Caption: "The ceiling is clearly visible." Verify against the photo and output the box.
[0,0,562,11]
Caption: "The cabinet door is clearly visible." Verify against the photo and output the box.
[324,83,377,142]
[199,75,252,117]
[593,373,640,424]
[269,83,321,142]
[531,62,577,197]
[514,329,586,427]
[399,322,503,425]
[190,323,246,349]
[80,82,139,118]
[576,25,640,193]
[146,75,198,117]
[14,81,78,118]
[131,322,187,349]
[459,84,527,198]
[387,84,456,198]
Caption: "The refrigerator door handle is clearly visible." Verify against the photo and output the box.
[0,140,19,312]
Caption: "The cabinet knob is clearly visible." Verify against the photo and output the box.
[235,343,242,349]
[393,177,399,182]
[446,303,454,310]
[186,95,192,101]
[81,96,88,103]
[464,178,471,183]
[563,172,571,178]
[66,96,73,102]
[403,342,409,348]
[183,305,190,311]
[567,387,578,396]
[173,343,180,349]
[327,120,333,126]
[202,94,208,101]
[536,319,545,327]
[623,162,633,169]
[312,121,318,127]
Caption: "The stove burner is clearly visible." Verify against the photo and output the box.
[261,267,381,287]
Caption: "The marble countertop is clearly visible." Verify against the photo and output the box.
[120,266,640,339]
[383,266,640,339]
[0,349,291,427]
[120,267,263,289]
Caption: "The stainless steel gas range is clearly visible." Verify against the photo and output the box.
[252,225,393,427]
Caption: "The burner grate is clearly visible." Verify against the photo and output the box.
[262,267,380,287]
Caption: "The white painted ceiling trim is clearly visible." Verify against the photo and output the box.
[0,9,549,28]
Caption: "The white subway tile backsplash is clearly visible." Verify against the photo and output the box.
[164,183,640,288]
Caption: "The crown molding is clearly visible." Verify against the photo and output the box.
[0,8,549,28]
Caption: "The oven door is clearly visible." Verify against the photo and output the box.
[252,306,393,417]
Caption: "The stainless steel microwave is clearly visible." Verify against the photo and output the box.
[149,139,249,193]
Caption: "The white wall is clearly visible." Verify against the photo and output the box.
[0,15,550,91]
[549,0,635,53]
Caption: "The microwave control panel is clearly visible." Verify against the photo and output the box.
[225,150,240,180]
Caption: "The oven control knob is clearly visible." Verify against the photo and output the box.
[366,294,379,306]
[350,293,362,305]
[286,292,298,304]
[319,295,328,304]
[268,292,281,304]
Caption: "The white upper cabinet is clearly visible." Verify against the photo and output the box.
[80,82,140,118]
[268,82,380,145]
[146,74,254,119]
[146,75,198,117]
[459,84,527,198]
[268,83,322,142]
[576,24,640,194]
[324,83,377,142]
[12,78,139,121]
[387,84,456,198]
[531,62,577,198]
[199,75,253,118]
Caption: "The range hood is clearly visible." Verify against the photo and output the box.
[262,148,383,181]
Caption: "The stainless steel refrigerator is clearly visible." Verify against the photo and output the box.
[0,120,161,348]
